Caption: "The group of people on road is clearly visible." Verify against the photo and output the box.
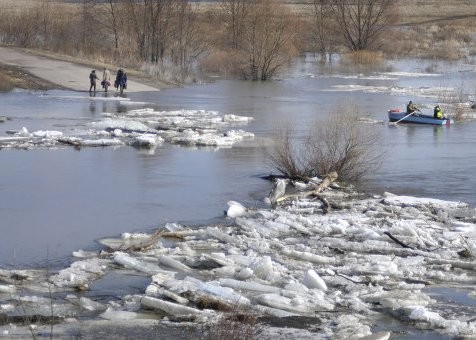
[406,100,445,120]
[89,67,127,95]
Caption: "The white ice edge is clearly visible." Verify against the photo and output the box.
[1,108,254,150]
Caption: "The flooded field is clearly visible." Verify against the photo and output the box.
[0,55,475,339]
[0,56,475,266]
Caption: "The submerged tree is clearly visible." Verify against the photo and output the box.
[310,0,335,61]
[265,104,384,182]
[169,0,209,81]
[215,0,300,80]
[239,0,300,80]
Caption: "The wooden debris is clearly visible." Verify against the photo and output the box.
[315,195,330,214]
[457,249,472,259]
[383,231,414,249]
[276,171,338,204]
[118,230,188,252]
[119,230,165,252]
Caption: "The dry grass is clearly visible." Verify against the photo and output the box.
[0,63,56,91]
[0,72,13,91]
[199,50,246,78]
[397,0,475,21]
[205,304,263,340]
[454,105,467,121]
[340,50,384,65]
[389,0,476,60]
[392,20,474,60]
[0,0,37,12]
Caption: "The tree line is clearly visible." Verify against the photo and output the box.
[0,0,397,82]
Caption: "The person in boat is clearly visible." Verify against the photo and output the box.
[433,105,444,119]
[406,100,419,115]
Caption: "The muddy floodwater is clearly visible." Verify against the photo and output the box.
[0,56,475,268]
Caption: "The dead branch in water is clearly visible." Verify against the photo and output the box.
[315,195,330,214]
[383,231,414,249]
[118,230,186,252]
[276,171,338,203]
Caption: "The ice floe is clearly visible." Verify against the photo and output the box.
[324,84,459,99]
[0,108,254,150]
[50,258,110,289]
[1,184,475,338]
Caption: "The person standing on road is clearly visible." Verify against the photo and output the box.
[114,68,128,95]
[102,67,111,93]
[89,70,98,93]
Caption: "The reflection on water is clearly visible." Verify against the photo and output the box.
[0,56,475,267]
[432,126,443,141]
[366,120,476,202]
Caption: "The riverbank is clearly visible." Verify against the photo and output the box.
[0,46,167,93]
[0,182,474,339]
[1,0,475,92]
[0,43,475,339]
[0,62,58,91]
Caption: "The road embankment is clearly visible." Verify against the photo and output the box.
[0,46,159,92]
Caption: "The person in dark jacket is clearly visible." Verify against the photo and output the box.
[114,68,128,95]
[89,70,98,93]
[406,100,418,114]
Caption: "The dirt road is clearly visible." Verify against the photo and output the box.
[0,46,159,92]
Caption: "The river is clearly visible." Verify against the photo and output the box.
[0,56,475,268]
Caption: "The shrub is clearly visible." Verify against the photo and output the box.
[340,50,384,65]
[205,304,263,340]
[264,123,305,179]
[265,104,384,182]
[199,49,247,78]
[217,0,301,81]
[454,105,466,121]
[141,60,197,85]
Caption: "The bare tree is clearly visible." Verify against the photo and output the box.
[114,0,207,82]
[219,0,250,49]
[34,0,52,47]
[121,0,182,63]
[310,0,334,61]
[305,110,383,181]
[80,0,100,54]
[149,0,175,63]
[265,123,306,179]
[106,0,120,50]
[328,0,397,51]
[170,0,208,81]
[240,0,299,80]
[121,0,149,61]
